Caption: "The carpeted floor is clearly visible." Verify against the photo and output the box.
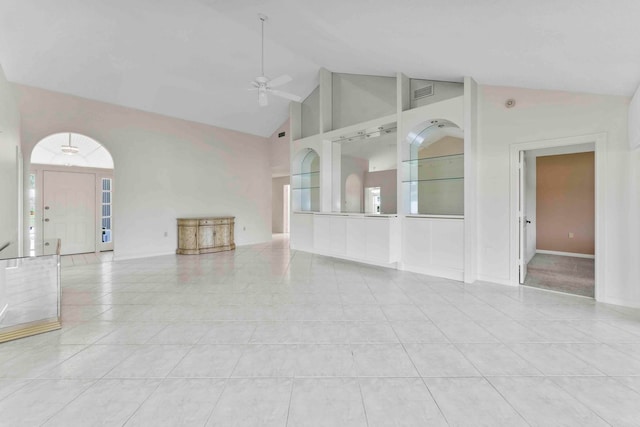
[524,253,595,298]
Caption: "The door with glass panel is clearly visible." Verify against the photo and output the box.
[99,177,114,251]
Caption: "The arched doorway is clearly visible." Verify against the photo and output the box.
[29,133,114,256]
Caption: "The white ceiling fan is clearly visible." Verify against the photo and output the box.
[249,14,301,107]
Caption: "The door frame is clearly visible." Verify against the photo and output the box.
[518,150,527,284]
[283,184,290,233]
[31,164,114,254]
[509,133,606,300]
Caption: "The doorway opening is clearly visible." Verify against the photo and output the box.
[520,147,595,297]
[29,133,114,256]
[364,187,381,214]
[510,134,605,300]
[283,184,290,233]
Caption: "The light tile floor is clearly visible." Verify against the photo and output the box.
[1,235,640,426]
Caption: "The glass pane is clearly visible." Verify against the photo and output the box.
[0,252,60,332]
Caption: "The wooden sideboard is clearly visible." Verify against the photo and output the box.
[176,217,235,255]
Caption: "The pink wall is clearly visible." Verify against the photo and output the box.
[536,152,595,255]
[16,84,273,259]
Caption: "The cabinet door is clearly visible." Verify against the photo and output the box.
[198,225,215,249]
[214,224,230,247]
[178,225,198,251]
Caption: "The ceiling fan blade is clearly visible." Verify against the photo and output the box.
[268,74,292,88]
[269,89,302,102]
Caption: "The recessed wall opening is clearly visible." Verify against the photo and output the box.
[519,145,595,297]
[29,132,115,256]
[291,148,320,212]
[510,134,604,301]
[403,119,464,215]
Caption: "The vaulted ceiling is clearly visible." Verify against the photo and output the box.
[1,0,638,137]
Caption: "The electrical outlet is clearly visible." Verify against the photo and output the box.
[243,226,246,231]
[568,232,574,238]
[164,231,168,237]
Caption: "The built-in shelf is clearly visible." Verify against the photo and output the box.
[291,172,320,189]
[291,149,320,212]
[402,153,463,163]
[291,171,320,177]
[403,141,464,215]
[406,214,464,219]
[402,177,463,183]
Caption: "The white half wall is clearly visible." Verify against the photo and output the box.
[16,84,272,260]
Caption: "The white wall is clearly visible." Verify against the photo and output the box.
[410,80,464,109]
[270,120,291,234]
[341,155,368,213]
[301,87,320,138]
[477,85,635,306]
[270,120,290,177]
[0,65,20,258]
[332,73,396,129]
[630,84,640,150]
[17,84,272,260]
[272,176,289,233]
[630,142,640,306]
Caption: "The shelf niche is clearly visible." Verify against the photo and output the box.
[403,119,464,215]
[292,148,320,212]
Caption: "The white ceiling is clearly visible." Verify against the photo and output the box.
[1,0,639,138]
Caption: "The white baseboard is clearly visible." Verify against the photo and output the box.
[522,284,594,300]
[399,263,464,282]
[536,250,595,259]
[476,274,514,287]
[599,296,640,309]
[313,250,398,269]
[114,250,175,261]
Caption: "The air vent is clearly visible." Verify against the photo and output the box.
[278,131,286,138]
[414,84,434,100]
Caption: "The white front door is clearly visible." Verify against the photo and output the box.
[43,171,96,255]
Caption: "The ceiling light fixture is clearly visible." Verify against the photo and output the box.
[248,14,301,106]
[60,133,79,155]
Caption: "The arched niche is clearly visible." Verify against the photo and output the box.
[344,173,362,213]
[29,132,115,255]
[291,148,320,212]
[404,119,464,215]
